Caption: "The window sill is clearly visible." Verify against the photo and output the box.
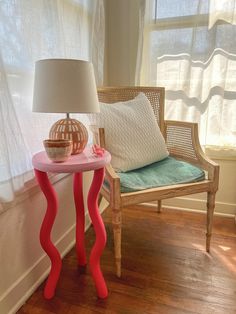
[0,173,70,214]
[205,145,236,161]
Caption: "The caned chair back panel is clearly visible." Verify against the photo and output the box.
[165,121,199,163]
[97,86,165,134]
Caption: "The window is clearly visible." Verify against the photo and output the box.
[141,0,236,150]
[0,0,104,204]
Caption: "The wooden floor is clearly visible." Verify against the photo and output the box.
[18,205,236,314]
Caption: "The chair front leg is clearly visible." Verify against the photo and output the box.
[206,192,216,252]
[98,193,103,207]
[112,208,122,277]
[157,200,162,213]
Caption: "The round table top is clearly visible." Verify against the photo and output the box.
[32,147,111,173]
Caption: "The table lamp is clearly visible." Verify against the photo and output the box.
[33,59,100,154]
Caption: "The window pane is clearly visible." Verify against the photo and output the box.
[150,24,236,61]
[150,27,209,61]
[153,0,209,19]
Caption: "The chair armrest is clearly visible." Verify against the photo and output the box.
[90,124,120,179]
[89,125,105,147]
[105,163,120,182]
[164,120,219,190]
[89,125,121,207]
[104,164,121,209]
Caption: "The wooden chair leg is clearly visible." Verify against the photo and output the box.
[206,192,216,252]
[157,200,162,213]
[112,208,122,277]
[98,193,103,207]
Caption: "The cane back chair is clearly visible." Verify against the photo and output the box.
[90,86,219,277]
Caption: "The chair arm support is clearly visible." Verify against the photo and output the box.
[105,164,120,183]
[89,125,105,147]
[104,164,121,209]
[90,125,121,207]
[164,120,219,190]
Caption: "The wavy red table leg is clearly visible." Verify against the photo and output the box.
[73,173,86,266]
[87,167,108,299]
[34,169,62,300]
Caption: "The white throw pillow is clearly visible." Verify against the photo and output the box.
[90,93,169,172]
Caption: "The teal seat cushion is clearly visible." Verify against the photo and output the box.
[114,157,205,193]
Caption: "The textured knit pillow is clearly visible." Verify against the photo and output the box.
[90,93,169,172]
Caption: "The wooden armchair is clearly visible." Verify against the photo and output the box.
[91,86,219,277]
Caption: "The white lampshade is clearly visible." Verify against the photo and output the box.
[33,59,99,113]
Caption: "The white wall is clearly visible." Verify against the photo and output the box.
[105,0,141,86]
[0,173,93,314]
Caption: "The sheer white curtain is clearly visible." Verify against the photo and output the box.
[139,0,236,155]
[0,0,105,206]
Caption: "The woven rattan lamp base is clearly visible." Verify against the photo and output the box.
[49,118,88,155]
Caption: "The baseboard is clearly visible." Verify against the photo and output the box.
[146,196,236,216]
[0,211,93,314]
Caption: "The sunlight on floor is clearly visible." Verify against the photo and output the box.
[191,242,236,275]
[192,243,205,251]
[212,246,236,275]
[218,245,231,251]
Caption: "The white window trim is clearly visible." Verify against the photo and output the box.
[0,173,70,214]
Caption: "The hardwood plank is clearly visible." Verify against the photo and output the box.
[18,206,236,314]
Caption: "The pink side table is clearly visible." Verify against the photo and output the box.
[32,147,111,300]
